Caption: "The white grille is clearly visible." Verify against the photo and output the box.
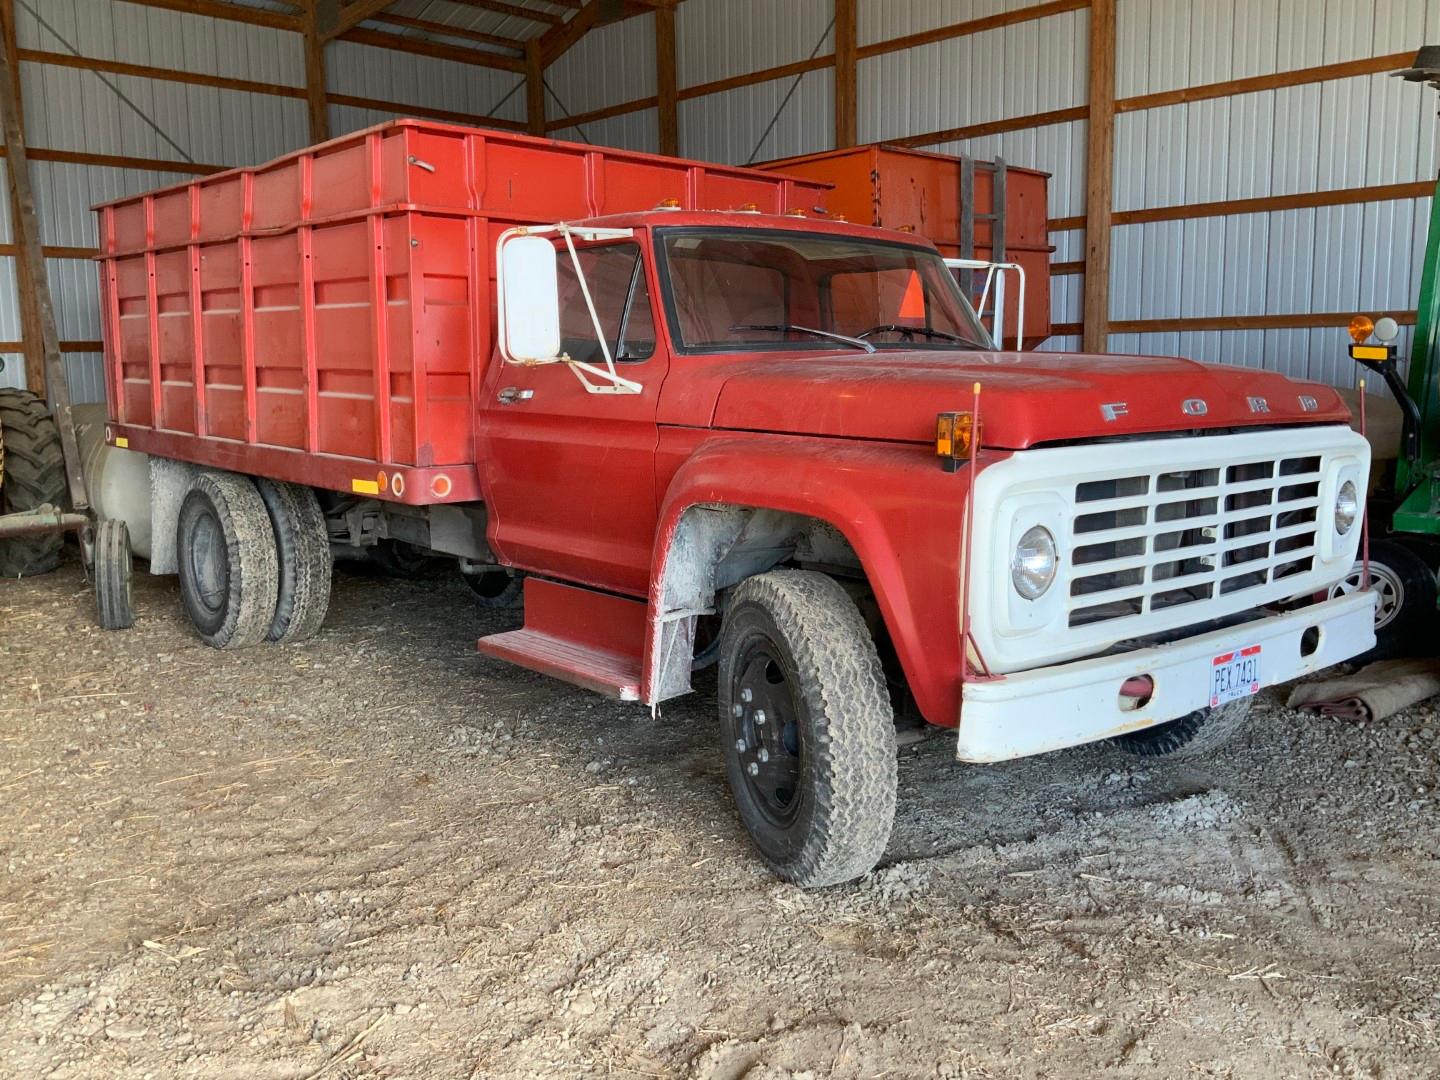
[965,426,1370,675]
[1068,453,1323,629]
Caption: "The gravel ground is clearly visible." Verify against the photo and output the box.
[2,556,1439,1079]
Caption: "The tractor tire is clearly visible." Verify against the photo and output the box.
[461,565,524,609]
[94,518,135,631]
[176,471,278,649]
[1327,538,1437,662]
[718,569,897,888]
[255,478,332,643]
[1109,699,1252,762]
[0,388,65,578]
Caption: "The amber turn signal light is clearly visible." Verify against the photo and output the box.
[1348,314,1375,344]
[936,412,977,472]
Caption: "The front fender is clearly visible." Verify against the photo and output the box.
[646,431,1003,726]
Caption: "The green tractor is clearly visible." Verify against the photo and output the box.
[1336,46,1440,657]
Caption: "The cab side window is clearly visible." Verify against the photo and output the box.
[557,242,656,364]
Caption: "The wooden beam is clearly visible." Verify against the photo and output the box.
[325,0,397,43]
[0,145,227,174]
[0,244,99,259]
[856,0,1089,60]
[338,27,526,71]
[1118,51,1412,113]
[547,95,657,130]
[326,92,527,130]
[677,55,834,100]
[655,1,677,154]
[1081,0,1115,353]
[0,0,40,394]
[834,0,856,149]
[539,0,600,66]
[890,104,1088,148]
[0,21,86,507]
[0,340,104,353]
[371,13,525,52]
[525,39,546,135]
[442,0,562,26]
[304,2,330,142]
[115,0,303,32]
[1054,310,1419,337]
[16,48,307,100]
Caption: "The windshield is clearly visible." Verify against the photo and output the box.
[655,227,992,353]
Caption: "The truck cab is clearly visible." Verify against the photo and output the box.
[477,208,1374,884]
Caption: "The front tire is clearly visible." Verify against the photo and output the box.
[1109,699,1252,762]
[1327,538,1436,662]
[176,471,278,649]
[718,570,896,888]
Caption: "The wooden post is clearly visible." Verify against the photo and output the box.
[0,0,42,393]
[834,0,857,149]
[525,40,546,135]
[0,27,87,509]
[655,2,678,156]
[304,1,331,143]
[1082,0,1116,353]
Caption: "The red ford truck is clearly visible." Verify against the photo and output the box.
[93,120,1375,886]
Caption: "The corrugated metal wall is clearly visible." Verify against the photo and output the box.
[0,0,525,401]
[544,0,1438,391]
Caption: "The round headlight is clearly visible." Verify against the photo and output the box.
[1334,479,1359,536]
[1011,525,1057,600]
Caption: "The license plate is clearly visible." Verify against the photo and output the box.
[1210,644,1261,707]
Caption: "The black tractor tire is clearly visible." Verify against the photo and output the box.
[255,478,332,643]
[718,569,897,888]
[94,518,135,631]
[0,388,65,578]
[1110,699,1252,762]
[367,538,433,579]
[176,471,278,649]
[1327,538,1437,663]
[461,565,524,609]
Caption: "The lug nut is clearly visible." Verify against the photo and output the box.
[747,762,759,776]
[735,739,747,752]
[740,688,753,703]
[731,703,743,717]
[753,709,766,725]
[757,748,770,763]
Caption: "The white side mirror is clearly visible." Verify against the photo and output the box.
[498,235,561,363]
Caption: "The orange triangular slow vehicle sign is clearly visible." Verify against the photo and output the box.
[898,271,926,320]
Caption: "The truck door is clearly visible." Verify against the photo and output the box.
[479,239,666,597]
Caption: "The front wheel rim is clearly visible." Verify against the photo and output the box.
[731,636,803,828]
[1330,560,1405,630]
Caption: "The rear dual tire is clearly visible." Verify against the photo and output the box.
[177,471,329,648]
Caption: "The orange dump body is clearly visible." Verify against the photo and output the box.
[94,120,830,503]
[758,144,1052,348]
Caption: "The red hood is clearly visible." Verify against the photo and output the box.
[707,350,1351,448]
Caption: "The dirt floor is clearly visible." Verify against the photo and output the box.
[2,556,1439,1079]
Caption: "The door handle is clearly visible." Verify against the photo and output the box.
[497,387,534,405]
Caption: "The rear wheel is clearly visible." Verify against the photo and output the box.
[1327,538,1437,662]
[367,539,433,579]
[718,570,896,888]
[1109,699,1252,762]
[93,518,135,631]
[176,471,277,649]
[0,388,65,578]
[461,565,523,609]
[255,478,332,643]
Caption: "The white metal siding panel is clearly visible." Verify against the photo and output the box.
[551,109,661,155]
[547,12,656,117]
[19,61,307,166]
[858,0,1033,48]
[677,0,832,86]
[327,41,526,124]
[679,68,834,165]
[15,0,303,87]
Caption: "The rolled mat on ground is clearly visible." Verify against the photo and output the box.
[1286,659,1440,722]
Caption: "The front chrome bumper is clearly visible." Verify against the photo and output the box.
[955,590,1377,763]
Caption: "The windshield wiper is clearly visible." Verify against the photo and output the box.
[729,323,876,354]
[855,323,969,344]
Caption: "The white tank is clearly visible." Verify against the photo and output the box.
[74,405,153,560]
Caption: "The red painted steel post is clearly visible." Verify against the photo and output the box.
[188,184,207,437]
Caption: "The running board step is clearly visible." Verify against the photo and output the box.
[477,578,646,701]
